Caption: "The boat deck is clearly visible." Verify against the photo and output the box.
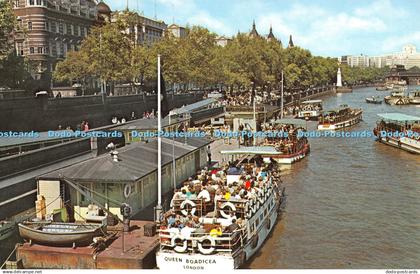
[16,220,159,269]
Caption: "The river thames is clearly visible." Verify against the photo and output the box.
[248,86,420,269]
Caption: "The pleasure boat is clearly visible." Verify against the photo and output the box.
[317,105,363,130]
[365,96,382,104]
[156,150,286,270]
[297,100,323,120]
[373,113,420,154]
[409,90,420,105]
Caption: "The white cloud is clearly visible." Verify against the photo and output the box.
[188,11,232,34]
[355,0,407,18]
[381,32,420,52]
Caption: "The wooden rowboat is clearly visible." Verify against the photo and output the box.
[18,222,105,247]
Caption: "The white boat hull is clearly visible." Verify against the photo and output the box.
[157,193,280,270]
[297,110,320,119]
[156,252,236,271]
[318,114,362,131]
[377,136,420,154]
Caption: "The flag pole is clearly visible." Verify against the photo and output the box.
[155,54,162,223]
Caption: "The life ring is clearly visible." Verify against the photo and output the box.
[197,236,216,255]
[252,197,258,214]
[171,235,188,253]
[180,200,196,216]
[245,202,252,219]
[265,189,271,200]
[258,190,265,204]
[219,202,236,219]
[251,234,259,249]
[123,183,132,198]
[266,218,271,230]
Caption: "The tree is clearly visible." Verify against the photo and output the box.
[0,0,16,60]
[54,50,91,94]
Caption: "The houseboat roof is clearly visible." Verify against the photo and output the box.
[169,98,217,116]
[271,118,306,126]
[220,146,281,155]
[377,113,420,122]
[113,116,188,131]
[38,137,212,183]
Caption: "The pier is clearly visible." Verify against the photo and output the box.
[16,221,158,269]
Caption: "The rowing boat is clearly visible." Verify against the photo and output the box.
[18,221,105,247]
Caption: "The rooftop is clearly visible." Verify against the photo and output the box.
[39,137,212,183]
[113,116,188,131]
[169,98,217,116]
[377,113,420,122]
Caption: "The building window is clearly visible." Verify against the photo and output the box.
[51,21,56,32]
[80,26,85,37]
[36,0,42,5]
[59,23,63,34]
[17,43,24,56]
[37,47,43,54]
[45,21,49,31]
[66,24,71,34]
[28,21,32,30]
[55,22,59,33]
[17,19,23,30]
[45,46,49,55]
[29,47,34,54]
[14,0,19,8]
[28,0,34,5]
[74,25,79,36]
[63,23,67,34]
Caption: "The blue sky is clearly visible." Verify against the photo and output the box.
[107,0,420,57]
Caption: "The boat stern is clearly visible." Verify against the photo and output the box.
[156,251,237,271]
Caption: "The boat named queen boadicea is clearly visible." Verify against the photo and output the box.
[156,150,286,270]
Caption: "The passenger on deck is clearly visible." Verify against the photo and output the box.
[197,188,211,202]
[210,225,223,237]
[224,218,240,233]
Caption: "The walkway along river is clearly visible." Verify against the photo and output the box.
[248,86,420,268]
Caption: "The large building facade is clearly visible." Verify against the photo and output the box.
[113,11,167,46]
[12,0,109,86]
[340,44,420,69]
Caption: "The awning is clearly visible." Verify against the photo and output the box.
[377,113,420,122]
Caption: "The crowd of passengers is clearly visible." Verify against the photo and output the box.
[160,158,279,237]
[261,123,308,154]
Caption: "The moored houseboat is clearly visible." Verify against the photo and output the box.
[373,113,420,154]
[317,105,363,131]
[156,150,286,270]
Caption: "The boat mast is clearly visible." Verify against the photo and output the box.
[281,70,284,119]
[155,55,163,223]
[253,99,256,146]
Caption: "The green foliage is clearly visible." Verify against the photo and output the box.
[341,65,390,85]
[0,0,16,60]
[52,14,389,92]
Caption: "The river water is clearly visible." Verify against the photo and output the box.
[248,87,420,268]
